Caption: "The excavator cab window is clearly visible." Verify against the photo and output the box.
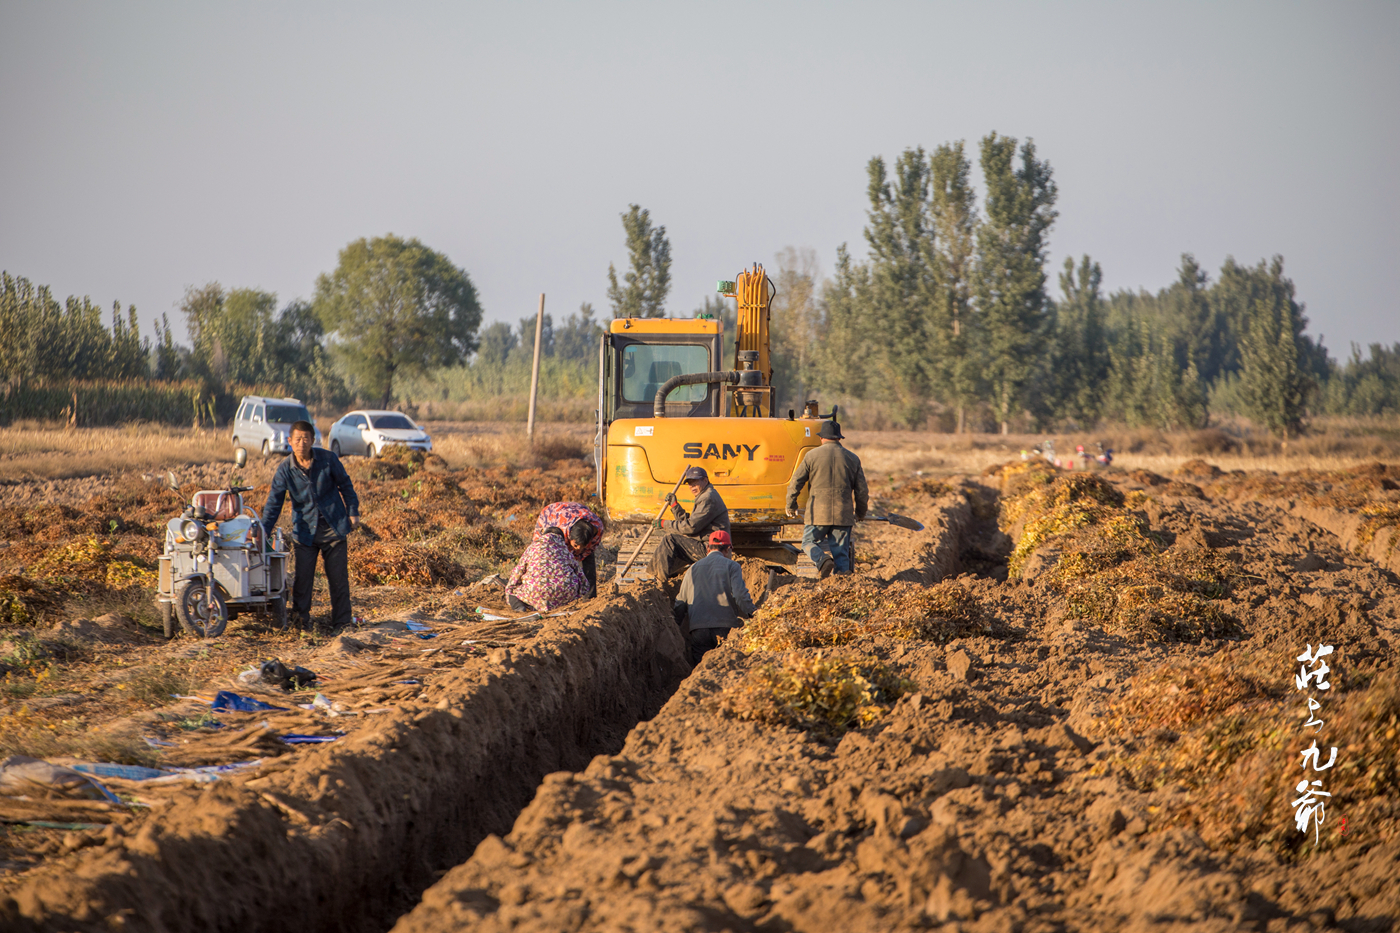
[622,344,709,404]
[605,332,723,421]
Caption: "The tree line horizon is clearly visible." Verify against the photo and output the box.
[2,132,1398,435]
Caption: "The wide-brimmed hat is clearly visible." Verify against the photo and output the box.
[817,420,843,440]
[708,530,732,547]
[681,466,708,483]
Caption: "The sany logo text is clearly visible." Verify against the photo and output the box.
[683,442,759,461]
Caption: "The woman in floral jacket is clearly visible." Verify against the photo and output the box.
[532,502,604,596]
[505,526,590,613]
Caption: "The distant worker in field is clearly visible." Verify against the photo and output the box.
[261,420,360,631]
[673,530,756,665]
[786,420,868,578]
[505,525,590,613]
[650,465,731,579]
[532,502,605,597]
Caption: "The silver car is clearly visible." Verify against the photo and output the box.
[328,410,433,458]
[231,395,323,458]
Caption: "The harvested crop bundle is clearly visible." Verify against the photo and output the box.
[718,651,913,733]
[737,578,996,652]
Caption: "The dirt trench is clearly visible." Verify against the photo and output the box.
[384,475,1400,933]
[1,589,689,933]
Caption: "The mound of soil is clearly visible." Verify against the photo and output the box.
[0,592,686,932]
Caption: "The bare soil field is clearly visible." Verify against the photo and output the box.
[0,422,1397,932]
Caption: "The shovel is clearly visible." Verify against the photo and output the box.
[863,513,925,531]
[613,474,688,586]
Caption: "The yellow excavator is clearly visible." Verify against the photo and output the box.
[594,263,835,570]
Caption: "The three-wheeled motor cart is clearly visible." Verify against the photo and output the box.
[155,449,289,637]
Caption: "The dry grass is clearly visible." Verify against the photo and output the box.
[717,651,914,734]
[419,422,593,472]
[844,418,1400,479]
[0,420,596,481]
[6,417,1396,483]
[414,396,595,423]
[0,423,232,479]
[1108,652,1400,857]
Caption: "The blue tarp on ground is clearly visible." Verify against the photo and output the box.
[211,691,288,713]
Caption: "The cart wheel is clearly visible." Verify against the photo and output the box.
[160,600,176,639]
[174,579,228,637]
[274,594,289,632]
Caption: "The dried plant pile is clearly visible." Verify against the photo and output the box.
[892,477,956,501]
[1108,651,1400,857]
[737,578,996,653]
[1054,539,1241,642]
[1206,462,1400,509]
[0,576,61,626]
[348,462,534,585]
[718,651,914,734]
[1357,503,1400,557]
[999,471,1126,576]
[998,467,1241,641]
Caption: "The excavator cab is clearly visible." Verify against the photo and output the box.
[601,319,724,423]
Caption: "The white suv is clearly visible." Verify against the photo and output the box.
[231,396,323,458]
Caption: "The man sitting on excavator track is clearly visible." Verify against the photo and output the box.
[649,465,730,579]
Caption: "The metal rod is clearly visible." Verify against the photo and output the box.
[526,293,545,444]
[614,473,688,586]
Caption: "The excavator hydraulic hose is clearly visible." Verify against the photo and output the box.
[653,371,740,418]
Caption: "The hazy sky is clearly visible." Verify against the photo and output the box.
[3,1,1397,357]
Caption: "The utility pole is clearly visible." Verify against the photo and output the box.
[526,293,545,444]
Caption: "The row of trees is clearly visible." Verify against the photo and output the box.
[2,235,484,413]
[0,272,169,384]
[754,135,1383,435]
[6,152,1396,432]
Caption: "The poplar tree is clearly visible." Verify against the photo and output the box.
[973,134,1058,433]
[606,205,672,318]
[1235,256,1311,437]
[153,313,181,380]
[929,142,980,432]
[862,149,937,425]
[1052,255,1109,426]
[769,246,823,412]
[816,245,875,400]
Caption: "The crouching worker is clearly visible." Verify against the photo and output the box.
[505,526,589,613]
[650,466,730,580]
[532,502,605,596]
[673,530,756,665]
[261,420,359,631]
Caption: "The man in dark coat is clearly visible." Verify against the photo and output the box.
[786,419,868,577]
[650,465,730,579]
[261,420,360,630]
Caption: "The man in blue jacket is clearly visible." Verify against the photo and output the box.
[261,420,360,631]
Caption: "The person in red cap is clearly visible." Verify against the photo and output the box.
[673,528,756,665]
[649,464,731,579]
